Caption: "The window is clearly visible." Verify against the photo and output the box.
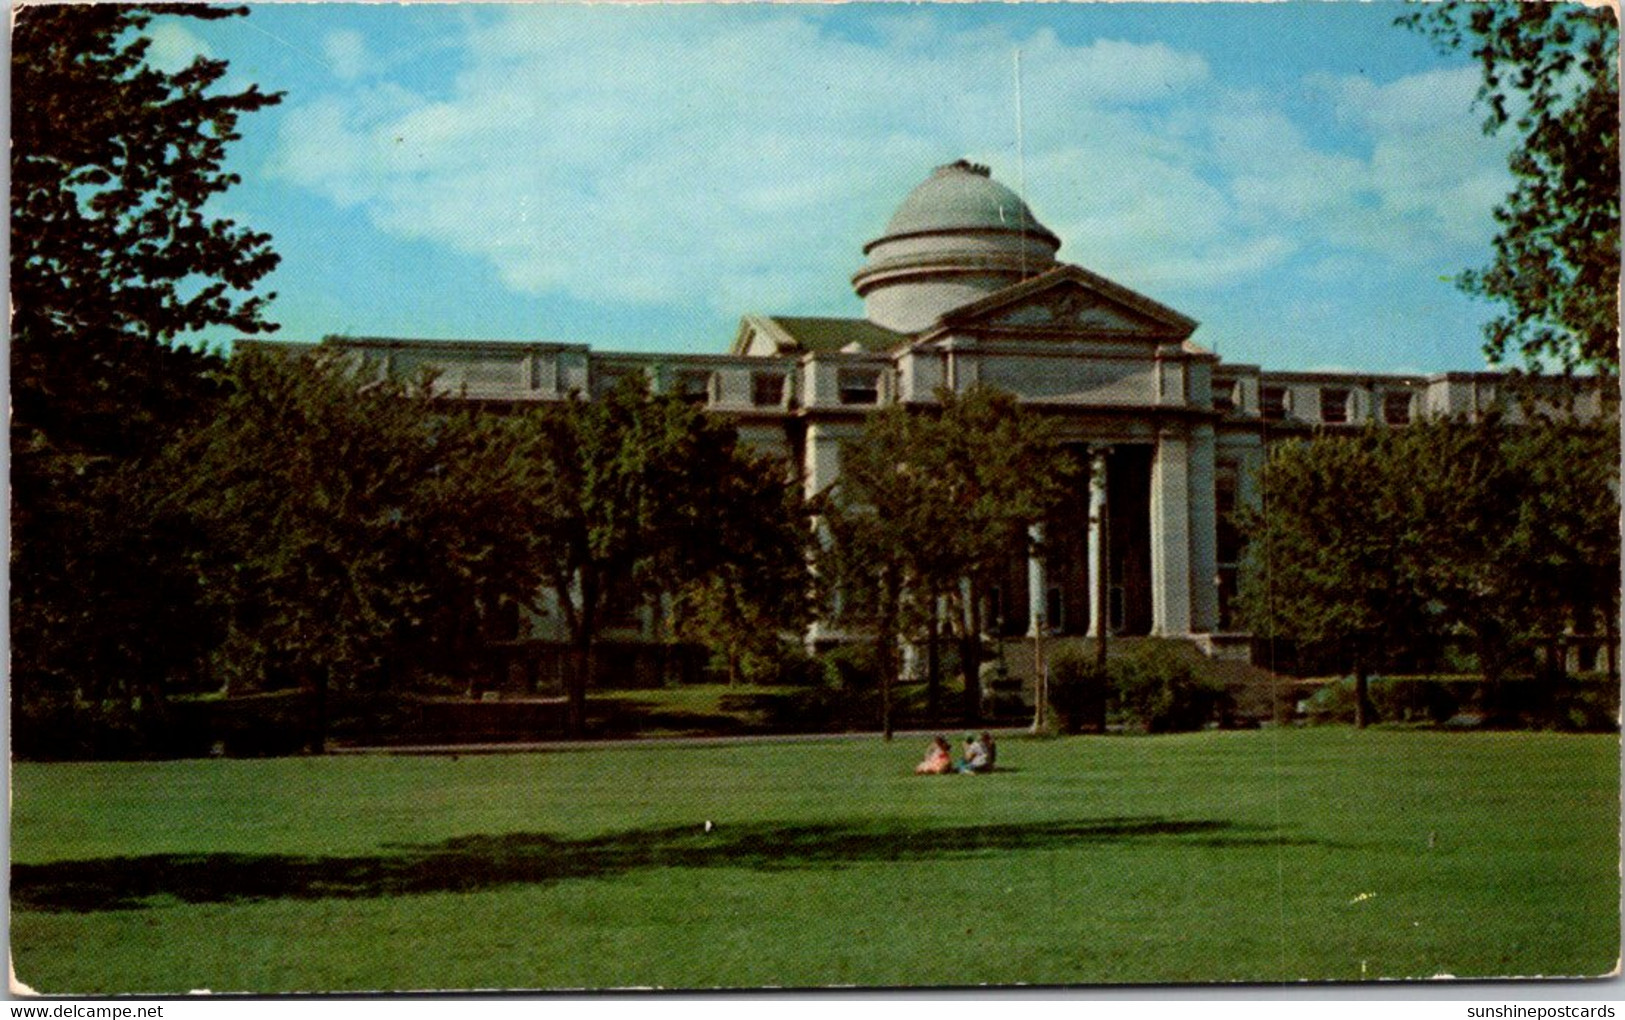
[1215,473,1241,566]
[752,372,786,407]
[1576,644,1599,673]
[1383,391,1413,425]
[985,586,1004,632]
[1217,567,1239,631]
[676,370,712,404]
[1046,587,1064,635]
[1261,386,1289,422]
[1212,381,1237,414]
[593,365,642,398]
[838,368,881,405]
[1320,388,1350,424]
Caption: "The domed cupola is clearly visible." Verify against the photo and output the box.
[852,160,1061,333]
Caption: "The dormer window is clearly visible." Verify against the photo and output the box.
[1383,391,1413,425]
[676,370,712,404]
[838,368,881,405]
[752,372,786,407]
[1320,388,1350,424]
[1261,386,1290,422]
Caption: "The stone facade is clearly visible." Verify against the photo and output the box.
[282,160,1613,662]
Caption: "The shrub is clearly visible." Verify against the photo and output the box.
[820,643,878,690]
[1048,652,1107,734]
[1110,645,1228,733]
[13,693,167,761]
[1300,675,1619,732]
[755,642,823,687]
[807,644,882,730]
[1301,679,1355,725]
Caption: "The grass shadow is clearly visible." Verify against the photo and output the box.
[14,816,1326,914]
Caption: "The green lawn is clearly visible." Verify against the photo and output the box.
[10,729,1619,993]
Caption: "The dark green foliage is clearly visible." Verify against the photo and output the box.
[669,458,811,686]
[824,386,1079,731]
[1108,645,1229,734]
[1234,428,1416,726]
[1303,676,1618,733]
[12,4,282,457]
[1399,3,1619,373]
[167,346,543,751]
[168,691,314,758]
[812,644,884,731]
[1503,418,1622,676]
[818,642,880,690]
[1047,652,1108,735]
[10,461,222,760]
[514,377,809,735]
[1387,417,1527,686]
[10,6,282,755]
[1391,415,1619,684]
[1237,415,1619,725]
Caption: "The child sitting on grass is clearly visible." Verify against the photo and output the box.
[915,735,953,775]
[957,732,995,773]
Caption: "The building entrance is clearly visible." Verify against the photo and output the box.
[995,443,1154,638]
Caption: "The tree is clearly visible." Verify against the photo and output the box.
[1386,416,1533,688]
[514,378,804,736]
[1238,416,1620,726]
[1400,3,1619,374]
[1503,419,1621,680]
[12,4,283,457]
[1396,413,1620,685]
[669,466,811,686]
[9,450,224,760]
[1235,430,1421,727]
[11,5,283,751]
[169,346,542,752]
[825,386,1078,732]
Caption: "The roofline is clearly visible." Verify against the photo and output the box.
[861,223,1062,256]
[929,263,1199,337]
[733,314,802,355]
[305,335,594,355]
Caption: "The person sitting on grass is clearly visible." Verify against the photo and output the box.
[957,732,994,774]
[915,735,953,775]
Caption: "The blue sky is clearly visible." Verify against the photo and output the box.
[162,2,1519,373]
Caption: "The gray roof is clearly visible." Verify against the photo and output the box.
[879,160,1059,247]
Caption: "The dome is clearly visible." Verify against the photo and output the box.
[853,161,1062,333]
[876,160,1060,248]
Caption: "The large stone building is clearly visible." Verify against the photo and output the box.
[306,160,1612,668]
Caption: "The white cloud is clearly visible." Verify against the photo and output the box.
[269,7,1509,326]
[1310,66,1514,253]
[322,30,375,81]
[146,20,211,73]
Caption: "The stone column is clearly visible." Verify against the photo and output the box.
[1087,446,1109,638]
[1188,423,1219,634]
[1235,439,1264,514]
[802,422,843,502]
[1150,427,1192,636]
[804,422,845,646]
[1027,523,1047,637]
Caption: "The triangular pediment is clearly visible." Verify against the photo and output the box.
[931,264,1197,340]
